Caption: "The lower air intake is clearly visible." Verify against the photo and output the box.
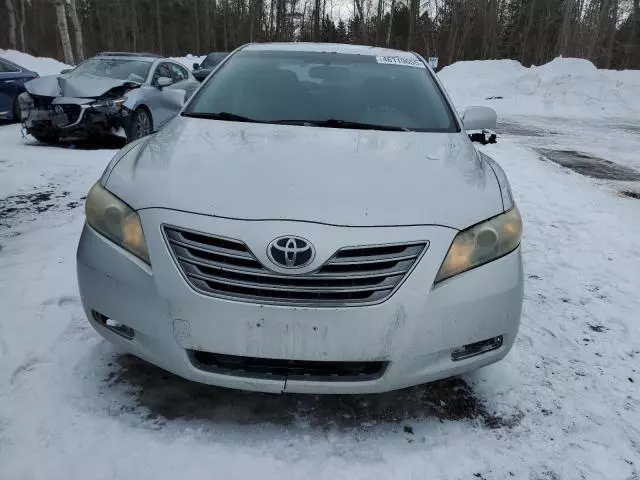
[188,350,388,382]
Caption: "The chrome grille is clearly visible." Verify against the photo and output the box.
[164,226,428,306]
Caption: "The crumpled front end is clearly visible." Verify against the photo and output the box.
[20,74,141,140]
[20,92,131,140]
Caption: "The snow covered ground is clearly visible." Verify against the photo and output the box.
[1,53,640,479]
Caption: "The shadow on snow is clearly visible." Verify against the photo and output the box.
[100,353,522,431]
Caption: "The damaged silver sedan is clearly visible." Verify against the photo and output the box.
[19,52,200,144]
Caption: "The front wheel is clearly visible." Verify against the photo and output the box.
[127,107,153,142]
[13,96,22,122]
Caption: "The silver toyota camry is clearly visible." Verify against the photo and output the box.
[77,43,523,394]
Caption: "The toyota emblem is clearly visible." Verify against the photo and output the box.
[267,236,315,269]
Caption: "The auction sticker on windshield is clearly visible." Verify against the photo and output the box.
[376,55,426,68]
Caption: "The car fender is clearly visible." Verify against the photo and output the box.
[122,89,144,112]
[121,89,155,129]
[99,135,152,186]
[479,151,514,211]
[164,86,187,108]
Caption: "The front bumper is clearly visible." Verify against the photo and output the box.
[77,209,524,394]
[21,96,128,138]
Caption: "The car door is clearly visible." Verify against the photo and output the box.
[167,62,199,102]
[144,61,186,129]
[0,59,31,120]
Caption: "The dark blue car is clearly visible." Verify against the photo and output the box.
[0,57,38,121]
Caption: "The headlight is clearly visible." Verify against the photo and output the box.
[18,92,33,120]
[91,98,126,109]
[85,183,150,263]
[434,207,522,283]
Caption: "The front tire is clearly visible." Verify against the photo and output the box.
[127,107,153,142]
[13,96,21,122]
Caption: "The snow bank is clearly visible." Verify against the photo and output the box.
[170,54,205,70]
[0,49,203,76]
[0,49,70,76]
[439,57,640,119]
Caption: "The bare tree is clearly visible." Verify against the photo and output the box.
[212,0,218,50]
[603,0,619,67]
[3,0,640,70]
[481,0,498,58]
[203,0,211,51]
[408,0,418,49]
[386,0,394,46]
[375,0,383,45]
[155,0,163,53]
[223,0,229,50]
[313,0,320,39]
[67,0,84,61]
[53,0,74,64]
[5,0,18,50]
[194,0,201,53]
[354,0,366,42]
[557,0,576,56]
[17,0,28,51]
[130,0,137,51]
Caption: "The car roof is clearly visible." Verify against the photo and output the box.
[96,52,163,61]
[241,42,420,58]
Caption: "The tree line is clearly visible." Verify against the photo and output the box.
[2,0,639,69]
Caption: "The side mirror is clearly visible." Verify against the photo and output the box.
[60,68,72,74]
[462,106,497,131]
[156,76,173,89]
[193,63,200,70]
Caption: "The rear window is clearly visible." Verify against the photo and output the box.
[185,50,458,132]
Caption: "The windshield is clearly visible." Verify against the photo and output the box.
[201,53,229,69]
[185,50,458,132]
[70,58,152,83]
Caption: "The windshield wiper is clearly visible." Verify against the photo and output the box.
[272,118,412,132]
[182,113,412,132]
[181,111,266,123]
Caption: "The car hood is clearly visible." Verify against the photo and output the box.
[105,117,504,229]
[25,73,136,98]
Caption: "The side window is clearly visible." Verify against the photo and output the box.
[152,62,173,84]
[169,63,188,82]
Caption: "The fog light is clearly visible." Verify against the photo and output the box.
[92,311,135,340]
[451,335,503,361]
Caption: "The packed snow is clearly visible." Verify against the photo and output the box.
[1,51,640,479]
[170,54,206,69]
[0,49,70,75]
[0,49,203,75]
[439,57,640,119]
